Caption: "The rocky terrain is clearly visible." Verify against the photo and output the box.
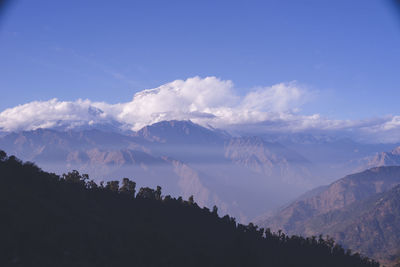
[365,146,400,169]
[257,166,400,265]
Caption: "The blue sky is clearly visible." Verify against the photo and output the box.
[0,0,400,121]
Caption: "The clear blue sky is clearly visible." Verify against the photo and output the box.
[1,0,400,120]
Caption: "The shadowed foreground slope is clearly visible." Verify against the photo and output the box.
[0,151,378,267]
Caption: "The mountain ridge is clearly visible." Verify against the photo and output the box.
[257,166,400,266]
[257,166,400,233]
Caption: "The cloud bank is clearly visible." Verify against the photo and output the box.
[1,76,400,143]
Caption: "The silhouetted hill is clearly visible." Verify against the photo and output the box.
[0,151,377,267]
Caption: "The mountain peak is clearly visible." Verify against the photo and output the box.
[366,146,400,169]
[135,120,230,144]
[391,146,400,155]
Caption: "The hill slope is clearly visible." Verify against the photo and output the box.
[0,151,377,267]
[257,166,400,265]
[257,166,400,233]
[302,185,400,265]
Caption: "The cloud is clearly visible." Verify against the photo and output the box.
[1,76,400,143]
[0,76,309,132]
[0,99,112,131]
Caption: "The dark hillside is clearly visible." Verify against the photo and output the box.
[0,151,378,267]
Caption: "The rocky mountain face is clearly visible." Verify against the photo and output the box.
[301,185,400,266]
[365,146,400,169]
[257,166,400,266]
[0,120,315,222]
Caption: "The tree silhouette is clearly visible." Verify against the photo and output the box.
[188,195,194,205]
[155,185,162,200]
[212,205,218,215]
[120,177,136,197]
[106,180,119,192]
[62,170,89,186]
[0,150,7,161]
[136,187,156,199]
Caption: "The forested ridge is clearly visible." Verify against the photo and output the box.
[0,150,379,267]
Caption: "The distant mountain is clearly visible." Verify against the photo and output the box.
[0,152,378,267]
[133,120,230,164]
[0,120,316,222]
[365,146,400,169]
[257,166,400,266]
[258,132,398,183]
[224,136,313,186]
[134,120,229,144]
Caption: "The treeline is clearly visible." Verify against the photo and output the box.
[0,151,379,267]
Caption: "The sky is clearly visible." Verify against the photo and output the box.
[0,0,400,141]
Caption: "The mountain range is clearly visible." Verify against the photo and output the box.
[0,120,398,222]
[0,121,316,221]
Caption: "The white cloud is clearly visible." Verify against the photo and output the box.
[241,82,306,112]
[1,76,400,143]
[0,99,112,132]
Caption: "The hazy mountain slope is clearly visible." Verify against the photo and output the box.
[261,133,397,183]
[257,166,400,234]
[0,152,379,267]
[301,185,400,266]
[262,134,395,165]
[224,136,312,186]
[257,166,400,266]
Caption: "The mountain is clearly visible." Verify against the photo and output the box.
[300,185,400,266]
[0,152,378,267]
[2,120,391,223]
[135,120,229,144]
[257,166,400,266]
[224,136,312,186]
[0,120,316,222]
[133,120,230,164]
[365,146,400,169]
[257,166,400,233]
[261,133,397,183]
